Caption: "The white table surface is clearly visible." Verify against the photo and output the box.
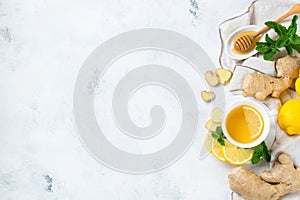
[0,0,259,199]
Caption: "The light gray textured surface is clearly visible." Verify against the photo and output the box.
[0,0,253,199]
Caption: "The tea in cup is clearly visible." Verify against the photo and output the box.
[222,99,275,149]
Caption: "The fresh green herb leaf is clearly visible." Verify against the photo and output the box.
[287,14,298,36]
[291,34,300,44]
[265,34,276,44]
[286,44,293,55]
[256,15,300,60]
[251,141,271,164]
[217,137,225,146]
[211,126,225,146]
[262,142,271,162]
[265,21,287,36]
[292,43,300,53]
[251,151,261,164]
[276,35,288,47]
[216,126,223,135]
[263,51,276,61]
[256,42,271,53]
[211,133,219,139]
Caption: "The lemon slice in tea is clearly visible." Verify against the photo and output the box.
[243,106,264,140]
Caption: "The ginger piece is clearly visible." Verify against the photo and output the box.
[260,153,300,196]
[242,55,300,101]
[217,68,232,85]
[279,89,294,104]
[276,55,300,79]
[228,153,300,200]
[229,166,280,200]
[204,108,223,133]
[201,90,215,102]
[210,107,223,123]
[205,70,219,87]
[205,119,221,132]
[242,73,292,101]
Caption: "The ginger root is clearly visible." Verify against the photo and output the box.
[276,55,300,79]
[242,55,300,101]
[228,153,300,200]
[279,88,299,104]
[242,73,292,101]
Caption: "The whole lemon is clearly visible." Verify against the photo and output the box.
[278,99,300,135]
[296,77,300,96]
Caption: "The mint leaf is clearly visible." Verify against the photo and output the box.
[291,35,300,44]
[251,151,261,164]
[256,43,270,53]
[251,141,271,164]
[211,133,219,139]
[216,126,223,135]
[287,15,298,36]
[217,137,225,146]
[265,34,276,44]
[265,21,287,36]
[262,142,271,162]
[292,43,300,53]
[211,126,225,146]
[286,44,293,55]
[263,51,276,60]
[276,35,288,47]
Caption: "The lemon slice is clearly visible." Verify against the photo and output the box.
[223,141,254,165]
[243,105,264,139]
[204,134,216,152]
[211,142,227,162]
[204,134,226,162]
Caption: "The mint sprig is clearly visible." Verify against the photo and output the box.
[211,126,225,146]
[256,15,300,60]
[251,141,271,164]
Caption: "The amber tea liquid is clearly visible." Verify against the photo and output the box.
[225,105,264,144]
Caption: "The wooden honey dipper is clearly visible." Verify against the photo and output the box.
[234,4,300,52]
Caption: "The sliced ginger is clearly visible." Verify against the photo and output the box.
[204,108,223,135]
[201,90,215,102]
[205,70,219,87]
[205,119,221,132]
[205,68,233,87]
[217,68,233,84]
[210,107,223,123]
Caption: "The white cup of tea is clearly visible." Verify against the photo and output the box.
[222,98,276,149]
